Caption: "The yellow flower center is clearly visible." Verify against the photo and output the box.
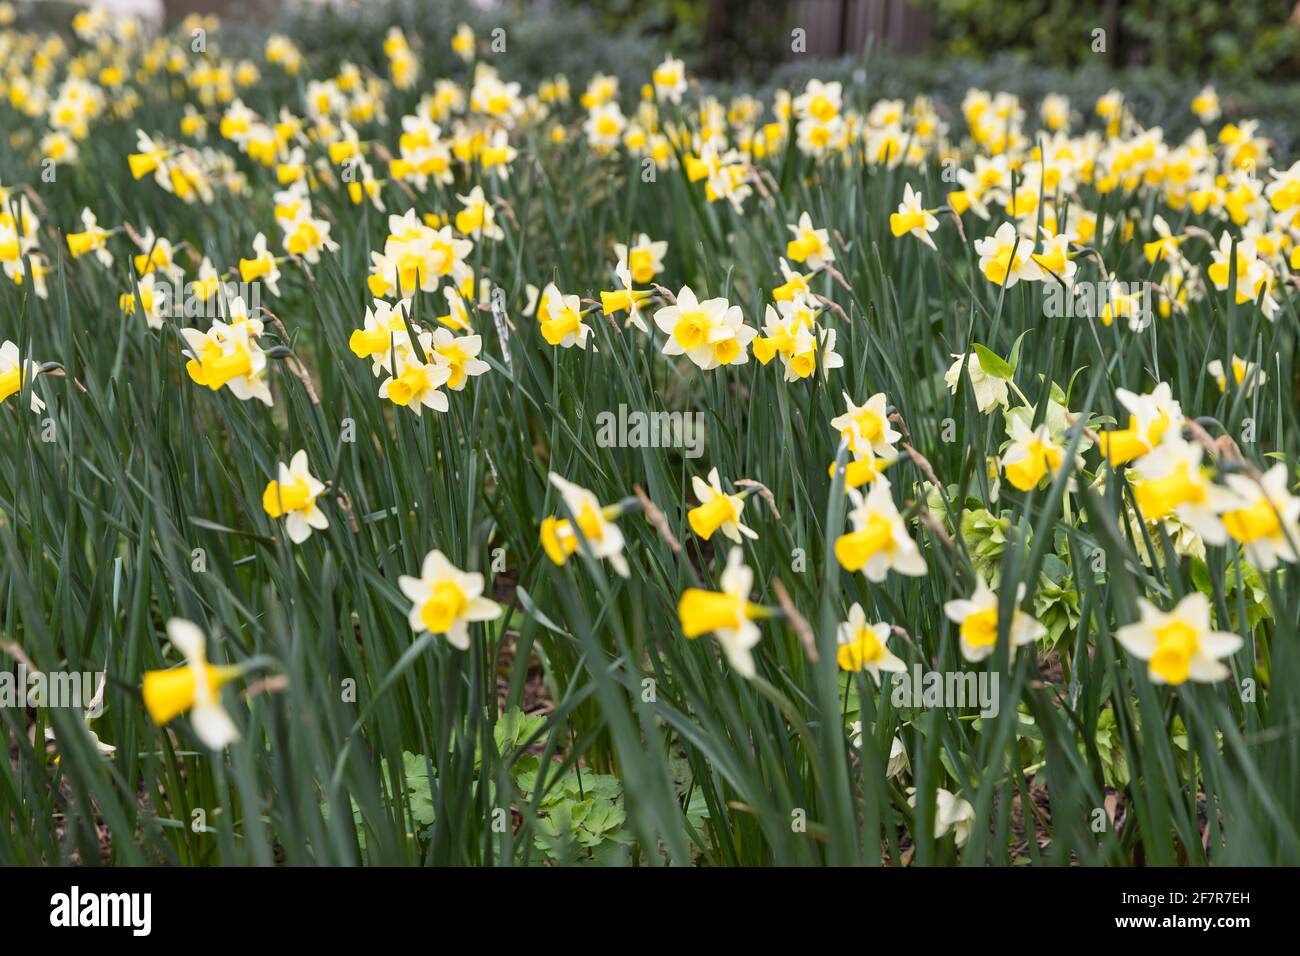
[386,364,429,405]
[262,477,312,517]
[1134,464,1204,521]
[672,311,709,350]
[1222,499,1281,544]
[1150,619,1198,684]
[678,589,744,638]
[960,607,1000,650]
[420,580,468,634]
[837,626,883,671]
[834,512,894,571]
[688,494,738,540]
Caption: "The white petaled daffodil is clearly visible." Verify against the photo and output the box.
[1096,382,1183,466]
[785,211,835,270]
[652,54,687,103]
[45,674,115,758]
[539,472,631,577]
[538,282,593,349]
[378,336,452,415]
[836,603,906,684]
[1208,355,1266,395]
[429,328,490,390]
[688,467,758,543]
[399,549,503,650]
[1001,417,1066,492]
[142,619,242,750]
[1131,437,1237,545]
[1029,227,1077,285]
[943,579,1045,662]
[599,257,651,332]
[1222,463,1300,571]
[908,787,975,847]
[974,221,1043,287]
[349,298,415,366]
[238,231,282,296]
[677,547,763,679]
[1115,592,1242,685]
[613,234,667,284]
[889,183,940,250]
[653,286,750,370]
[830,391,901,461]
[834,477,927,581]
[454,185,503,240]
[262,450,329,544]
[65,207,114,266]
[180,321,274,406]
[0,339,44,412]
[944,352,1009,413]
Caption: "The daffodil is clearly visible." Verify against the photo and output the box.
[973,221,1042,287]
[613,234,667,284]
[142,619,243,749]
[1001,417,1065,492]
[651,54,687,104]
[1115,593,1242,685]
[539,473,630,577]
[262,450,329,543]
[835,478,927,581]
[943,579,1045,662]
[429,327,489,390]
[785,211,835,269]
[830,391,901,461]
[688,468,757,542]
[1208,355,1265,394]
[1131,437,1235,544]
[653,286,753,370]
[180,321,273,406]
[65,207,113,266]
[908,787,975,847]
[238,232,282,296]
[0,340,44,413]
[836,603,905,682]
[944,352,1009,414]
[889,183,940,250]
[349,299,413,363]
[377,340,451,415]
[1222,463,1300,570]
[537,283,592,349]
[677,547,763,679]
[599,258,651,332]
[451,23,475,62]
[1191,86,1220,123]
[1096,383,1182,466]
[454,185,503,240]
[399,549,502,649]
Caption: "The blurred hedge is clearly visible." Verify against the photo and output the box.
[919,0,1300,81]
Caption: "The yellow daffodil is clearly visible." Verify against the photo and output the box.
[399,549,502,649]
[836,603,905,682]
[262,450,329,543]
[142,619,243,749]
[1115,593,1241,685]
[677,547,763,679]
